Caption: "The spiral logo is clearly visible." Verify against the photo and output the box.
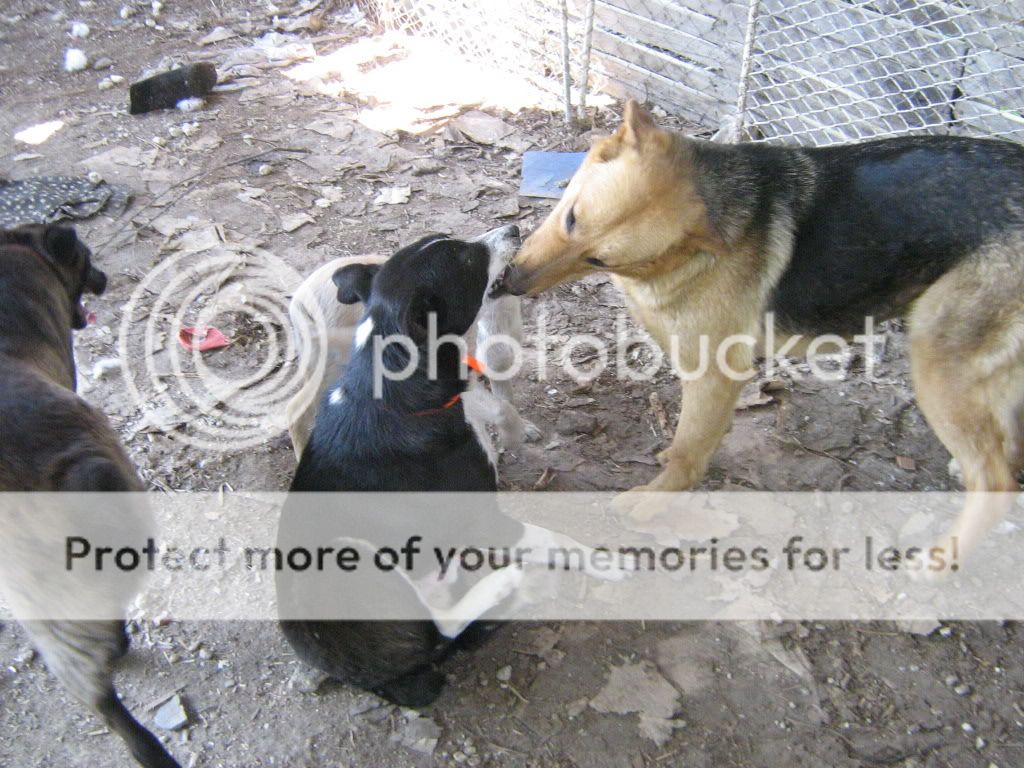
[120,244,328,452]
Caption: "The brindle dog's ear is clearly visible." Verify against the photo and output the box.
[86,265,107,295]
[43,225,79,263]
[333,263,380,305]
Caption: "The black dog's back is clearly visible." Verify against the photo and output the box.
[764,135,1024,334]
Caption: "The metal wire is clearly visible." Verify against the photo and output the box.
[742,0,1024,144]
[356,0,1024,146]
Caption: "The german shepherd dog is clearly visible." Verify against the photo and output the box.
[0,224,180,767]
[493,101,1024,554]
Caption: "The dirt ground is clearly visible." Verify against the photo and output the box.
[1,1,1022,767]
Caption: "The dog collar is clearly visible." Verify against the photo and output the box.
[411,355,486,417]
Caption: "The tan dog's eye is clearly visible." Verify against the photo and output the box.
[585,257,606,267]
[565,205,576,234]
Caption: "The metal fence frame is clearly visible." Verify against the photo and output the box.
[359,0,1024,146]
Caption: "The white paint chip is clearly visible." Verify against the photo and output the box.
[328,388,345,406]
[14,120,65,145]
[354,317,374,349]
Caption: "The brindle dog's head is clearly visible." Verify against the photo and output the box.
[0,224,107,329]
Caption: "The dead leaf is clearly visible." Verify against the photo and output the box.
[304,116,355,141]
[281,212,314,232]
[451,110,514,145]
[736,382,775,410]
[896,455,917,471]
[198,26,237,45]
[589,662,680,746]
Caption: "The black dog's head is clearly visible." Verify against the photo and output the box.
[1,224,107,329]
[332,234,491,345]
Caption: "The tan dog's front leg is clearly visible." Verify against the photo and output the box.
[647,370,747,491]
[615,331,753,522]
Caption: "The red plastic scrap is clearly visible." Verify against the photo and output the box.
[178,326,231,351]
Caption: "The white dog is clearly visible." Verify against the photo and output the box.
[285,225,540,462]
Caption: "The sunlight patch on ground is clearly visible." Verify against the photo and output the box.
[283,33,568,134]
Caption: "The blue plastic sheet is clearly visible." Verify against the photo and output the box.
[519,151,586,199]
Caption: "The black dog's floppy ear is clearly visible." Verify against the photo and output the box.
[43,225,79,263]
[403,288,447,343]
[333,263,380,304]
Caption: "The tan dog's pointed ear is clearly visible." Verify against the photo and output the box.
[620,99,657,147]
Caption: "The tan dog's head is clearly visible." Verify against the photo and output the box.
[491,101,714,297]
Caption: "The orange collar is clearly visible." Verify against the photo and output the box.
[412,355,486,417]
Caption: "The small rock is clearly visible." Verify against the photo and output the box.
[98,78,115,90]
[197,647,213,660]
[555,411,599,436]
[976,736,987,750]
[962,722,975,734]
[14,647,37,665]
[287,665,328,693]
[93,57,114,70]
[411,159,445,176]
[64,49,88,72]
[154,695,189,731]
[496,665,512,682]
[566,698,588,718]
[453,751,467,764]
[944,675,959,687]
[953,683,972,697]
[348,695,382,716]
[70,21,90,38]
[939,626,954,638]
[120,5,136,19]
[109,74,124,84]
[257,164,273,176]
[314,197,331,208]
[398,715,441,755]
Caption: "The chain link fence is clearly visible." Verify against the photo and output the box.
[358,0,589,107]
[357,0,1024,146]
[743,0,1024,144]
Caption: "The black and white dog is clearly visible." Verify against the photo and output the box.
[284,225,539,461]
[277,229,627,706]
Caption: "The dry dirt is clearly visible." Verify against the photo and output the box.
[1,2,1022,767]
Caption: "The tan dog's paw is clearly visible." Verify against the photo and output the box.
[649,457,707,491]
[610,485,671,522]
[611,459,705,522]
